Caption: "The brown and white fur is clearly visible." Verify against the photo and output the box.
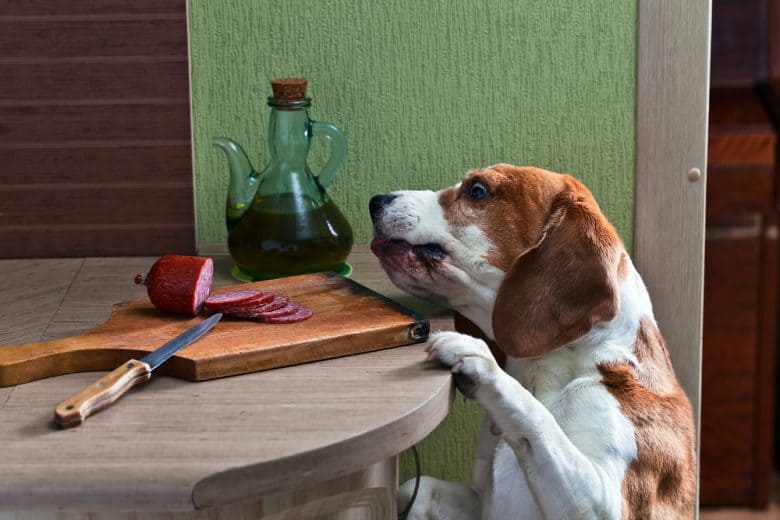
[369,165,696,519]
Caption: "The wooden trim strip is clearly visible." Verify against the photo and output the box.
[635,1,711,516]
[0,98,188,107]
[0,181,192,191]
[0,13,184,23]
[0,139,190,149]
[0,223,194,232]
[0,55,186,65]
[706,224,763,241]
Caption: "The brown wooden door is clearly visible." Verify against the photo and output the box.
[0,0,195,257]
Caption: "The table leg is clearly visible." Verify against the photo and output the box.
[0,456,399,520]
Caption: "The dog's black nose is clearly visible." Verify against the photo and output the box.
[369,194,398,221]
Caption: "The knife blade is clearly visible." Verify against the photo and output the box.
[54,313,222,428]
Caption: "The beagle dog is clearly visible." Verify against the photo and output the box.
[369,165,696,519]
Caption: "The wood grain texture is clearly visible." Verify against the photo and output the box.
[260,244,482,486]
[700,86,779,508]
[0,226,195,259]
[0,459,396,519]
[0,184,194,226]
[635,4,709,516]
[754,216,778,507]
[710,0,768,86]
[0,273,429,386]
[701,232,763,504]
[0,103,189,143]
[0,19,187,59]
[0,61,189,101]
[1,145,193,184]
[0,245,454,514]
[0,248,450,513]
[706,166,775,216]
[0,1,195,258]
[54,358,152,428]
[0,341,449,512]
[0,259,83,344]
[0,0,185,16]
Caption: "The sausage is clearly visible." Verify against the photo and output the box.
[223,296,290,318]
[205,290,273,311]
[251,302,300,319]
[134,255,213,316]
[258,305,313,324]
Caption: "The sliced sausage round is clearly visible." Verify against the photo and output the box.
[251,302,300,320]
[259,305,313,323]
[205,290,272,311]
[223,296,290,318]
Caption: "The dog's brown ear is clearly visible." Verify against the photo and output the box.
[492,189,621,358]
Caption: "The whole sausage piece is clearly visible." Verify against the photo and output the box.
[134,255,214,316]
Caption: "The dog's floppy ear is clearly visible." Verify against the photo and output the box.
[492,188,621,358]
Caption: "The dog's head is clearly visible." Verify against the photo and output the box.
[369,164,625,358]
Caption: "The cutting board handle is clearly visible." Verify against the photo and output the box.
[0,334,143,387]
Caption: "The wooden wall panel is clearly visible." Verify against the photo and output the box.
[635,2,710,515]
[0,0,185,16]
[0,20,187,60]
[0,186,194,226]
[635,0,709,436]
[700,86,778,507]
[701,228,763,504]
[3,146,192,184]
[711,0,768,86]
[0,1,194,257]
[0,61,189,100]
[0,225,196,258]
[0,103,189,143]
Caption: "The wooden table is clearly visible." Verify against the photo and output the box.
[0,245,454,519]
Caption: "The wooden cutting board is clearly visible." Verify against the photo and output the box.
[0,272,430,387]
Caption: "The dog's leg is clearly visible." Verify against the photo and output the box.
[427,331,634,520]
[397,476,479,520]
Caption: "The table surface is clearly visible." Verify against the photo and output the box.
[0,245,454,512]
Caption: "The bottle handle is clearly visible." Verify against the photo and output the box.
[310,121,347,188]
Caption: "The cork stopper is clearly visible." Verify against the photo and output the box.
[271,78,308,101]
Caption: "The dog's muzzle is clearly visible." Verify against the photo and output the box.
[368,194,398,223]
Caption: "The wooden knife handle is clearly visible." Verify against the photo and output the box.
[54,360,152,428]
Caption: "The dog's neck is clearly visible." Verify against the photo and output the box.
[452,289,497,340]
[504,258,655,394]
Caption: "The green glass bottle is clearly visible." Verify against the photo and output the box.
[213,78,353,281]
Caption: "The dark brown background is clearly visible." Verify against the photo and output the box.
[701,0,780,508]
[0,0,195,257]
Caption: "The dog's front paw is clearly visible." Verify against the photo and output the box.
[426,331,498,399]
[398,476,479,520]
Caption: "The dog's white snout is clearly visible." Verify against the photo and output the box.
[368,194,398,222]
[371,193,416,236]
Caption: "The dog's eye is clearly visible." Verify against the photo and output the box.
[469,182,488,200]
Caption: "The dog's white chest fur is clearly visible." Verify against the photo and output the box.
[478,351,638,519]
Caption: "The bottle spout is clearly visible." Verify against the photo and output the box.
[212,137,258,220]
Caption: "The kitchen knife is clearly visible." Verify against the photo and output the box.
[54,313,222,428]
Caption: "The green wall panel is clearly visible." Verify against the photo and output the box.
[189,0,636,483]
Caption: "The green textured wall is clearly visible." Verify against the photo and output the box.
[189,0,636,483]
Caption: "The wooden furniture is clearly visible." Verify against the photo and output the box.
[697,0,780,508]
[701,86,778,507]
[0,273,428,386]
[0,0,196,257]
[0,246,454,518]
[635,0,709,423]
